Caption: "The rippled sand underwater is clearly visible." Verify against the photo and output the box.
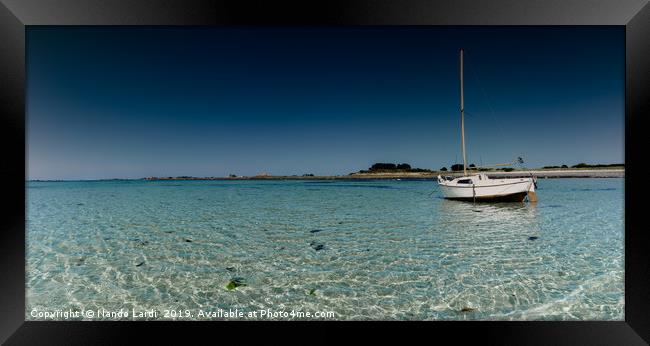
[26,178,624,320]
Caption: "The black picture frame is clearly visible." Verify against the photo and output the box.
[1,0,648,344]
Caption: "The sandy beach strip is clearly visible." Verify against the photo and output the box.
[480,169,624,179]
[141,169,624,181]
[346,169,624,179]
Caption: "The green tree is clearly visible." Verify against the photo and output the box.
[451,164,464,171]
[370,163,397,171]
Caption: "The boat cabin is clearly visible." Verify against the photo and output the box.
[437,174,489,185]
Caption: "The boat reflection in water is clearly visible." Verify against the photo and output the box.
[430,199,548,319]
[437,198,539,234]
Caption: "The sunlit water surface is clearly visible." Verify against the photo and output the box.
[26,178,624,320]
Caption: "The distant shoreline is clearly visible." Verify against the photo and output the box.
[144,169,623,180]
[28,168,624,182]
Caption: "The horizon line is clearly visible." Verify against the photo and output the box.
[26,164,625,182]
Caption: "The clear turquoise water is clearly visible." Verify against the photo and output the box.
[26,178,624,320]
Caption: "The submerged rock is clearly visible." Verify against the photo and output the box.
[309,241,325,250]
[528,236,539,241]
[226,277,247,290]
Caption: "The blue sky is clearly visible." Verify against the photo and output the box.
[27,27,624,180]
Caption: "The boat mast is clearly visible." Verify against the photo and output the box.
[460,48,467,176]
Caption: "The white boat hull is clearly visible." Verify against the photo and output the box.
[438,174,535,202]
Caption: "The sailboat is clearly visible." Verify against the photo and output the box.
[437,49,537,202]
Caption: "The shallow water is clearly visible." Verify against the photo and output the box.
[26,178,624,320]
